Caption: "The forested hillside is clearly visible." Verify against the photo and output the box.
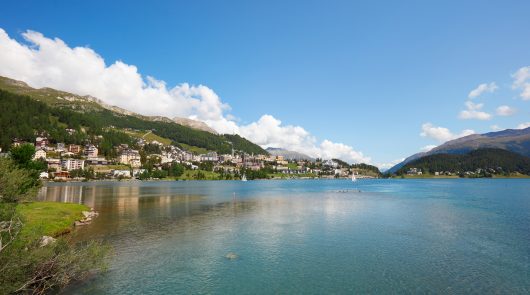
[0,89,267,155]
[397,148,530,176]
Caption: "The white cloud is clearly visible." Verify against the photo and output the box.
[0,28,371,164]
[237,115,370,163]
[495,105,516,116]
[420,145,437,152]
[517,122,530,129]
[468,82,498,99]
[490,125,502,131]
[420,123,475,142]
[459,101,492,120]
[0,28,234,131]
[512,66,530,100]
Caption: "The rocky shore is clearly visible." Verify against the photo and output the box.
[74,208,99,226]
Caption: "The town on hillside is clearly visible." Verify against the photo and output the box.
[2,132,380,181]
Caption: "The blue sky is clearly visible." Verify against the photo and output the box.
[1,0,529,167]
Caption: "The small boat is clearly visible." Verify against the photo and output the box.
[241,174,247,182]
[351,171,357,182]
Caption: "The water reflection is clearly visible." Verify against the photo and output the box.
[40,180,530,294]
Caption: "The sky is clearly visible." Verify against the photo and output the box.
[1,0,529,169]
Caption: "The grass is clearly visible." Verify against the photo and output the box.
[92,164,130,172]
[178,143,210,155]
[16,202,89,240]
[287,163,298,170]
[177,169,221,180]
[122,129,172,145]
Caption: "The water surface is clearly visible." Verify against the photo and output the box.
[39,179,530,294]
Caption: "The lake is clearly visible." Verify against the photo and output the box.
[38,179,530,294]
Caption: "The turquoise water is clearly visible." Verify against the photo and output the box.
[39,179,530,294]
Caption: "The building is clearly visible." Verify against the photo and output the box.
[407,168,422,175]
[200,152,218,162]
[33,149,47,160]
[119,150,141,168]
[84,144,98,157]
[85,157,109,165]
[53,171,70,180]
[12,138,28,147]
[111,169,131,178]
[65,128,76,135]
[35,137,49,148]
[61,159,85,171]
[68,144,82,154]
[322,159,338,168]
[56,143,66,152]
[47,158,62,171]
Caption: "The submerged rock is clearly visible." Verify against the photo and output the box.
[225,252,239,260]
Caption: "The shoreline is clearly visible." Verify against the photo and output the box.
[41,175,530,184]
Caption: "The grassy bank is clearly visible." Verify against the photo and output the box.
[177,169,221,180]
[16,202,89,241]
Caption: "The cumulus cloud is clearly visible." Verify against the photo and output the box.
[517,122,530,129]
[420,123,474,142]
[468,82,498,99]
[0,28,236,132]
[512,66,530,100]
[459,101,492,120]
[495,105,516,116]
[236,115,370,163]
[0,28,370,164]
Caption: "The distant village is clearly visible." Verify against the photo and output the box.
[2,132,378,181]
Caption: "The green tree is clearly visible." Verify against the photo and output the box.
[10,144,36,167]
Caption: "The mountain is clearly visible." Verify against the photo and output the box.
[0,76,267,155]
[387,127,530,174]
[0,76,217,134]
[397,148,530,175]
[266,147,314,161]
[172,117,217,134]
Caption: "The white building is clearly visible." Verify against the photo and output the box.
[84,144,98,157]
[119,150,141,168]
[200,152,218,162]
[111,169,131,178]
[61,159,85,171]
[33,149,47,160]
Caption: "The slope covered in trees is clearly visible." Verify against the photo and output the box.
[0,89,267,155]
[396,148,530,175]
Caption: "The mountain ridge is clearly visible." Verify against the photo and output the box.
[388,127,530,173]
[266,147,314,161]
[0,75,217,134]
[0,76,267,155]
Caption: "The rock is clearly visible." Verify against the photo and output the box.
[39,236,56,247]
[82,211,91,218]
[74,221,87,226]
[225,252,239,260]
